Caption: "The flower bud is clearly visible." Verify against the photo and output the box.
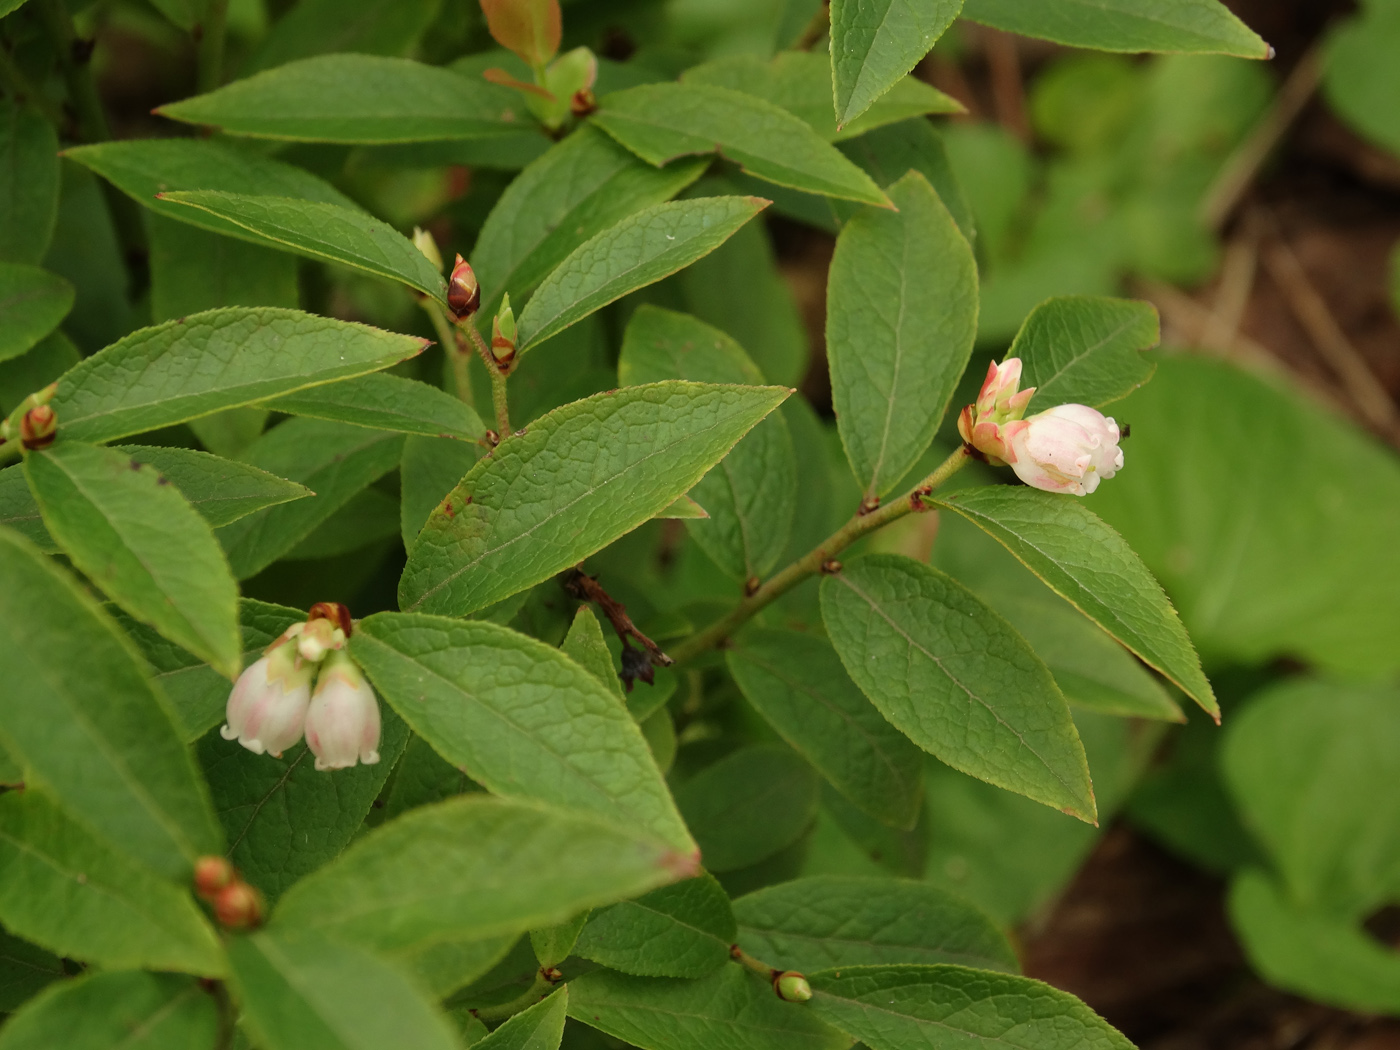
[304,651,381,772]
[447,255,481,321]
[221,627,314,758]
[413,226,443,273]
[957,356,1036,465]
[19,404,56,450]
[491,293,517,369]
[297,616,345,665]
[1007,403,1124,496]
[214,880,264,930]
[774,971,812,1002]
[193,855,235,901]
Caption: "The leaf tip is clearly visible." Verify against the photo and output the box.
[660,847,702,881]
[744,196,773,212]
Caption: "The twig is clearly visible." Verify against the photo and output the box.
[794,1,829,51]
[467,970,558,1023]
[196,0,230,93]
[1200,45,1323,232]
[1260,219,1400,435]
[984,28,1029,143]
[419,298,474,405]
[669,446,972,665]
[563,568,673,669]
[462,322,511,434]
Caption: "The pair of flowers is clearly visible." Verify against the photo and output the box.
[959,358,1125,496]
[222,605,381,771]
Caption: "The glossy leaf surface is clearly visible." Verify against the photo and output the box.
[829,0,964,129]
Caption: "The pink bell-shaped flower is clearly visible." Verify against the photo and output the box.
[304,651,381,772]
[221,626,313,758]
[1007,403,1124,496]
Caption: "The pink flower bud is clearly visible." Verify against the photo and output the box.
[304,652,381,772]
[221,630,313,758]
[1007,403,1124,496]
[447,255,481,321]
[975,358,1027,417]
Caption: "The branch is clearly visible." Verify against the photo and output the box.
[563,568,673,691]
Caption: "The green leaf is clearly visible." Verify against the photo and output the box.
[1087,356,1400,678]
[1221,680,1400,917]
[530,912,590,970]
[157,192,448,302]
[574,873,736,978]
[657,494,708,519]
[0,971,219,1050]
[285,487,399,560]
[806,964,1134,1050]
[727,629,923,829]
[0,791,225,976]
[734,876,1017,972]
[471,125,707,318]
[217,419,405,579]
[560,606,624,701]
[683,51,961,142]
[1228,869,1400,1016]
[158,55,529,143]
[200,713,410,902]
[1012,296,1159,410]
[821,554,1096,822]
[830,0,964,129]
[148,213,300,325]
[838,120,975,241]
[400,434,481,548]
[272,795,692,952]
[828,171,977,498]
[982,588,1184,722]
[50,307,427,445]
[228,930,460,1050]
[260,373,484,441]
[0,263,73,364]
[620,305,796,580]
[64,138,360,242]
[0,528,221,878]
[516,197,768,352]
[473,987,567,1050]
[1324,5,1400,157]
[961,0,1270,57]
[932,485,1217,719]
[350,612,693,852]
[25,440,241,677]
[0,929,63,1012]
[567,964,848,1050]
[245,0,440,75]
[125,599,303,742]
[401,935,518,1001]
[593,83,889,206]
[0,101,59,264]
[674,745,818,872]
[400,381,788,616]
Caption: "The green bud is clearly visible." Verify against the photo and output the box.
[774,971,812,1003]
[492,293,517,369]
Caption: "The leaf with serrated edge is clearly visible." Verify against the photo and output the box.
[828,170,977,499]
[733,875,1016,973]
[259,373,484,440]
[593,82,889,206]
[806,964,1135,1050]
[0,792,225,977]
[567,964,849,1050]
[157,54,530,142]
[228,930,459,1050]
[574,873,736,978]
[933,486,1218,718]
[474,987,568,1050]
[158,192,448,302]
[516,197,768,352]
[471,125,707,320]
[400,381,788,617]
[0,528,221,879]
[830,0,964,129]
[351,612,692,852]
[25,441,241,677]
[0,971,219,1050]
[1014,296,1159,410]
[50,307,427,445]
[561,606,624,701]
[821,554,1096,822]
[961,0,1270,57]
[728,629,924,829]
[271,795,692,953]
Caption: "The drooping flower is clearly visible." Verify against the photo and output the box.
[304,651,381,772]
[1007,403,1124,496]
[221,626,313,758]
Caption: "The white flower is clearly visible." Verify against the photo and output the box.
[221,627,313,757]
[1007,403,1124,496]
[304,652,381,772]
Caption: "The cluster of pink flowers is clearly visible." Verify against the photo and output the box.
[221,604,381,771]
[958,358,1124,496]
